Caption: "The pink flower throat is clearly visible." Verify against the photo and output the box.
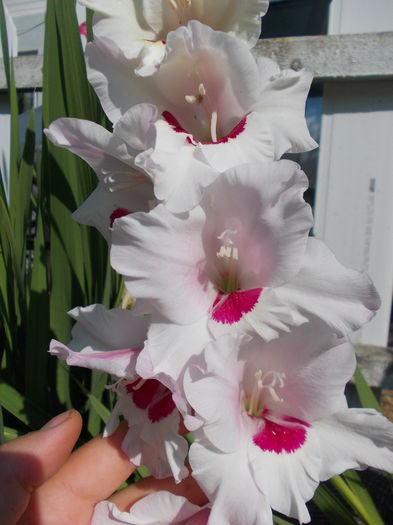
[126,378,176,423]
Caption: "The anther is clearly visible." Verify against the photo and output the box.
[198,83,206,97]
[185,95,197,104]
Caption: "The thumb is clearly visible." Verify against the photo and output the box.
[0,409,82,525]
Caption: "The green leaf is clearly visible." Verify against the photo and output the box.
[343,471,384,525]
[56,360,72,410]
[59,362,111,425]
[87,371,109,436]
[0,380,50,429]
[273,515,295,525]
[330,475,379,525]
[25,151,49,408]
[354,367,381,411]
[87,390,111,424]
[11,108,35,273]
[313,483,359,525]
[0,404,4,444]
[3,426,22,441]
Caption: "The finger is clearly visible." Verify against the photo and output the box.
[46,421,135,501]
[20,422,135,525]
[109,473,208,511]
[0,410,82,525]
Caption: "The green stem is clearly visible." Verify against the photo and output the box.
[330,475,377,525]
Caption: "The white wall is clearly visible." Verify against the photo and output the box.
[314,0,393,346]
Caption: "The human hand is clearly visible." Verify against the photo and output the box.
[0,410,205,525]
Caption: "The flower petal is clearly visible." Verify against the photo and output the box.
[254,57,318,157]
[248,428,321,523]
[315,409,393,480]
[190,442,272,525]
[111,205,215,324]
[92,492,209,525]
[272,237,381,336]
[140,141,218,213]
[143,312,211,384]
[199,112,275,172]
[49,304,149,378]
[202,160,312,288]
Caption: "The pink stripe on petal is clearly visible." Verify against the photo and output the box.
[127,379,161,409]
[148,391,176,423]
[253,417,308,454]
[110,208,132,227]
[85,348,140,360]
[211,288,262,324]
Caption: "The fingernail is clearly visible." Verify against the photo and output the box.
[40,410,75,431]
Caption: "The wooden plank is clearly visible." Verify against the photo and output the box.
[1,31,393,90]
[0,54,42,89]
[255,31,393,82]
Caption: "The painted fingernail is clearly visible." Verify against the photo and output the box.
[40,409,75,431]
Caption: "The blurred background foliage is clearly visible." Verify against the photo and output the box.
[0,0,122,444]
[0,1,391,523]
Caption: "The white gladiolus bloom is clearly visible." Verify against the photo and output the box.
[92,492,210,524]
[80,0,269,76]
[49,304,188,482]
[45,105,157,239]
[185,324,393,524]
[111,160,379,383]
[86,22,317,211]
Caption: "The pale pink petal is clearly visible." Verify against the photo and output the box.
[110,205,215,324]
[237,321,354,422]
[140,143,218,213]
[254,57,318,157]
[91,501,131,525]
[190,442,273,525]
[248,429,321,523]
[114,104,158,151]
[199,112,275,172]
[130,491,208,524]
[80,0,153,59]
[48,304,149,378]
[49,341,139,379]
[143,312,211,384]
[315,409,393,480]
[92,493,209,525]
[108,385,188,482]
[44,115,154,239]
[202,160,312,288]
[157,21,259,140]
[72,182,153,240]
[184,359,244,453]
[272,237,381,336]
[86,38,157,124]
[44,118,136,173]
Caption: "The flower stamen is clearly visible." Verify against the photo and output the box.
[246,369,285,417]
[216,229,239,293]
